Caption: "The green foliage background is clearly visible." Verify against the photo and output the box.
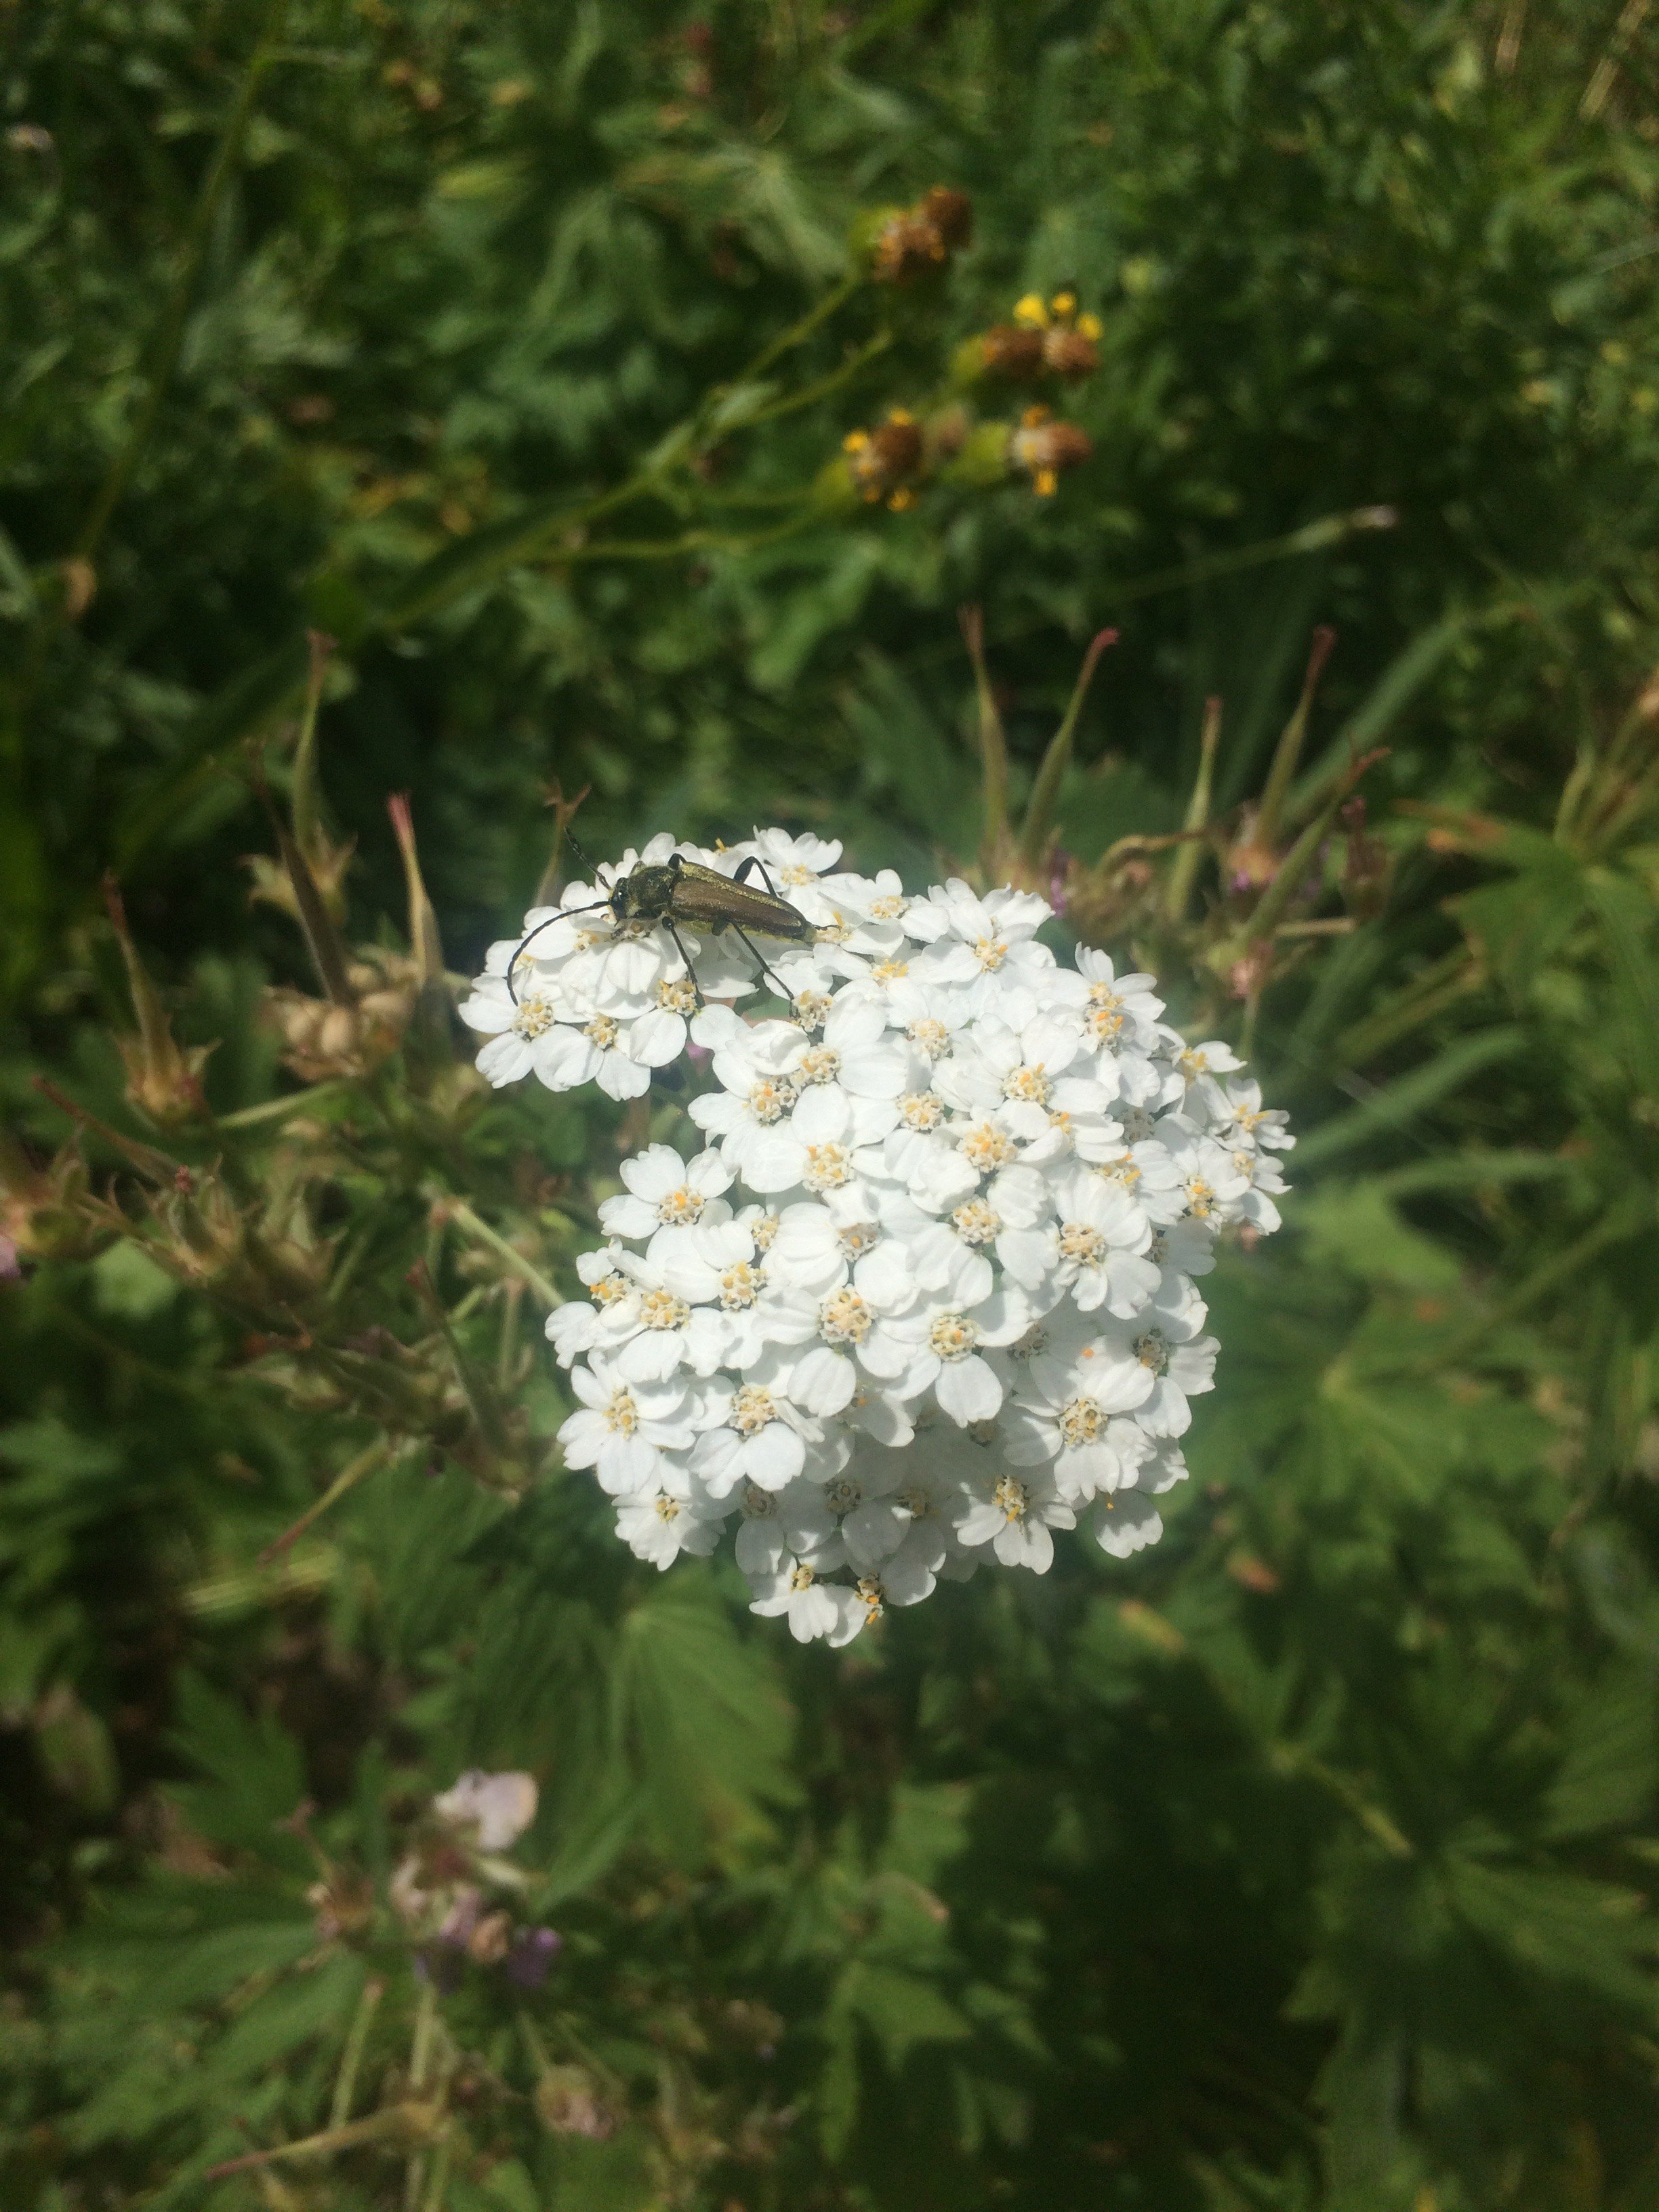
[6,3,1659,2207]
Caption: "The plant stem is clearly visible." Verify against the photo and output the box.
[1254,625,1336,852]
[438,1197,562,1310]
[258,1442,389,1565]
[959,605,1008,872]
[1164,695,1223,924]
[216,1080,351,1130]
[329,1973,386,2130]
[1019,628,1117,869]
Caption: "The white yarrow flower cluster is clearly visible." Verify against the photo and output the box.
[464,831,1292,1643]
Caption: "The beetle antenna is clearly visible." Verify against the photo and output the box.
[505,899,612,1004]
[562,826,597,879]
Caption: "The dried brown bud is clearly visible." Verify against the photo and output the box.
[842,409,927,508]
[979,325,1046,380]
[306,1870,375,1942]
[535,2066,615,2141]
[467,1910,513,1965]
[922,186,972,247]
[1007,406,1092,495]
[872,186,973,282]
[1041,325,1100,378]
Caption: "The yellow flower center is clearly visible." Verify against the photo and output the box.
[994,1474,1029,1520]
[720,1262,765,1309]
[802,1142,852,1190]
[796,1045,842,1086]
[654,1495,681,1522]
[750,1211,781,1250]
[951,1198,1001,1246]
[657,1185,704,1225]
[871,958,909,985]
[512,994,557,1040]
[900,1091,944,1130]
[655,976,699,1013]
[1101,1155,1141,1189]
[793,991,833,1032]
[742,1482,777,1517]
[819,1288,872,1345]
[788,1562,816,1592]
[639,1289,690,1332]
[1059,1395,1103,1448]
[747,1076,796,1124]
[1059,1222,1104,1265]
[907,1017,950,1060]
[974,937,1009,971]
[583,1014,619,1049]
[929,1313,979,1361]
[1132,1328,1170,1375]
[958,1121,1014,1173]
[1002,1064,1050,1105]
[1184,1179,1215,1219]
[603,1391,638,1435]
[825,1477,861,1514]
[731,1385,776,1434]
[869,894,905,920]
[855,1575,885,1614]
[838,1220,880,1258]
[591,1273,629,1305]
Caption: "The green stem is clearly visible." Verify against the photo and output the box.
[438,1197,562,1311]
[1164,695,1223,924]
[329,1973,386,2131]
[404,1975,440,2211]
[959,605,1008,872]
[1019,628,1118,869]
[291,629,335,869]
[258,1441,389,1565]
[1254,625,1336,852]
[215,1079,352,1130]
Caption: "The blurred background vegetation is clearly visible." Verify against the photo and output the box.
[6,2,1659,2207]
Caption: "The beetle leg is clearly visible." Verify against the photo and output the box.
[664,918,705,1009]
[733,854,785,899]
[731,924,804,1021]
[506,899,613,1004]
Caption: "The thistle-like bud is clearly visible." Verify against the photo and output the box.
[0,1130,104,1267]
[102,878,213,1126]
[264,948,422,1082]
[1007,405,1092,495]
[247,632,354,925]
